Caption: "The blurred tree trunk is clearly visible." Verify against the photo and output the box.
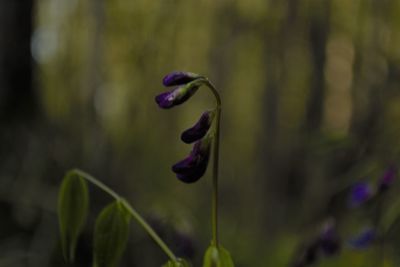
[350,0,387,151]
[304,1,331,132]
[261,0,302,230]
[0,0,41,263]
[0,0,38,124]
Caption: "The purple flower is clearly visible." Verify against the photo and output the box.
[378,166,396,192]
[172,136,211,183]
[162,71,202,86]
[318,220,341,256]
[155,82,200,109]
[181,111,215,144]
[349,182,373,208]
[348,228,376,249]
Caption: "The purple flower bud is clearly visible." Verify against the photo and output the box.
[348,182,373,208]
[172,136,211,183]
[319,220,340,256]
[378,166,396,192]
[162,71,202,87]
[348,228,376,249]
[155,80,202,109]
[181,111,215,144]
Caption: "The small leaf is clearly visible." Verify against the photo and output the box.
[93,200,131,267]
[203,245,234,267]
[58,170,89,262]
[162,258,190,267]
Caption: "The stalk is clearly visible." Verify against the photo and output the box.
[72,169,178,262]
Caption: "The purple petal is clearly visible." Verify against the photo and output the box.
[349,182,373,208]
[348,228,375,249]
[176,163,208,183]
[379,166,396,192]
[155,91,175,109]
[181,111,215,144]
[172,137,211,183]
[172,155,197,174]
[155,83,200,109]
[162,71,202,86]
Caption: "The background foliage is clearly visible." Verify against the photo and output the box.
[1,0,400,266]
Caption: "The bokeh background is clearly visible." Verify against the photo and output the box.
[1,0,400,266]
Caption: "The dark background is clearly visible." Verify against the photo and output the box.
[1,0,400,266]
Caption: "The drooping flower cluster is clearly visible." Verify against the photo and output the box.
[156,71,215,183]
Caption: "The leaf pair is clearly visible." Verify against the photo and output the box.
[58,171,131,267]
[203,245,234,267]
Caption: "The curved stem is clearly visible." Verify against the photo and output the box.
[73,169,120,200]
[120,199,178,262]
[72,169,178,262]
[204,80,221,247]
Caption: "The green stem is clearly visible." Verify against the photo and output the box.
[73,169,120,200]
[72,169,178,262]
[120,199,178,262]
[204,80,221,247]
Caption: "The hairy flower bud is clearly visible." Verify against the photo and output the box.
[172,136,212,183]
[162,71,202,86]
[181,111,215,144]
[155,80,204,109]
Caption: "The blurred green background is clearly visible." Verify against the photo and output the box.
[1,0,400,266]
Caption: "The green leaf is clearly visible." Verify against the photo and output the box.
[203,245,234,267]
[58,170,89,262]
[93,200,131,267]
[162,258,190,267]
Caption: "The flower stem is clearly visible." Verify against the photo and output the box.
[120,199,178,262]
[205,80,221,247]
[71,169,178,262]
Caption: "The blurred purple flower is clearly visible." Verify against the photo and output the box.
[348,228,376,249]
[155,82,200,109]
[181,111,215,144]
[319,220,340,256]
[378,166,396,192]
[349,182,373,208]
[162,71,202,87]
[172,136,211,183]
